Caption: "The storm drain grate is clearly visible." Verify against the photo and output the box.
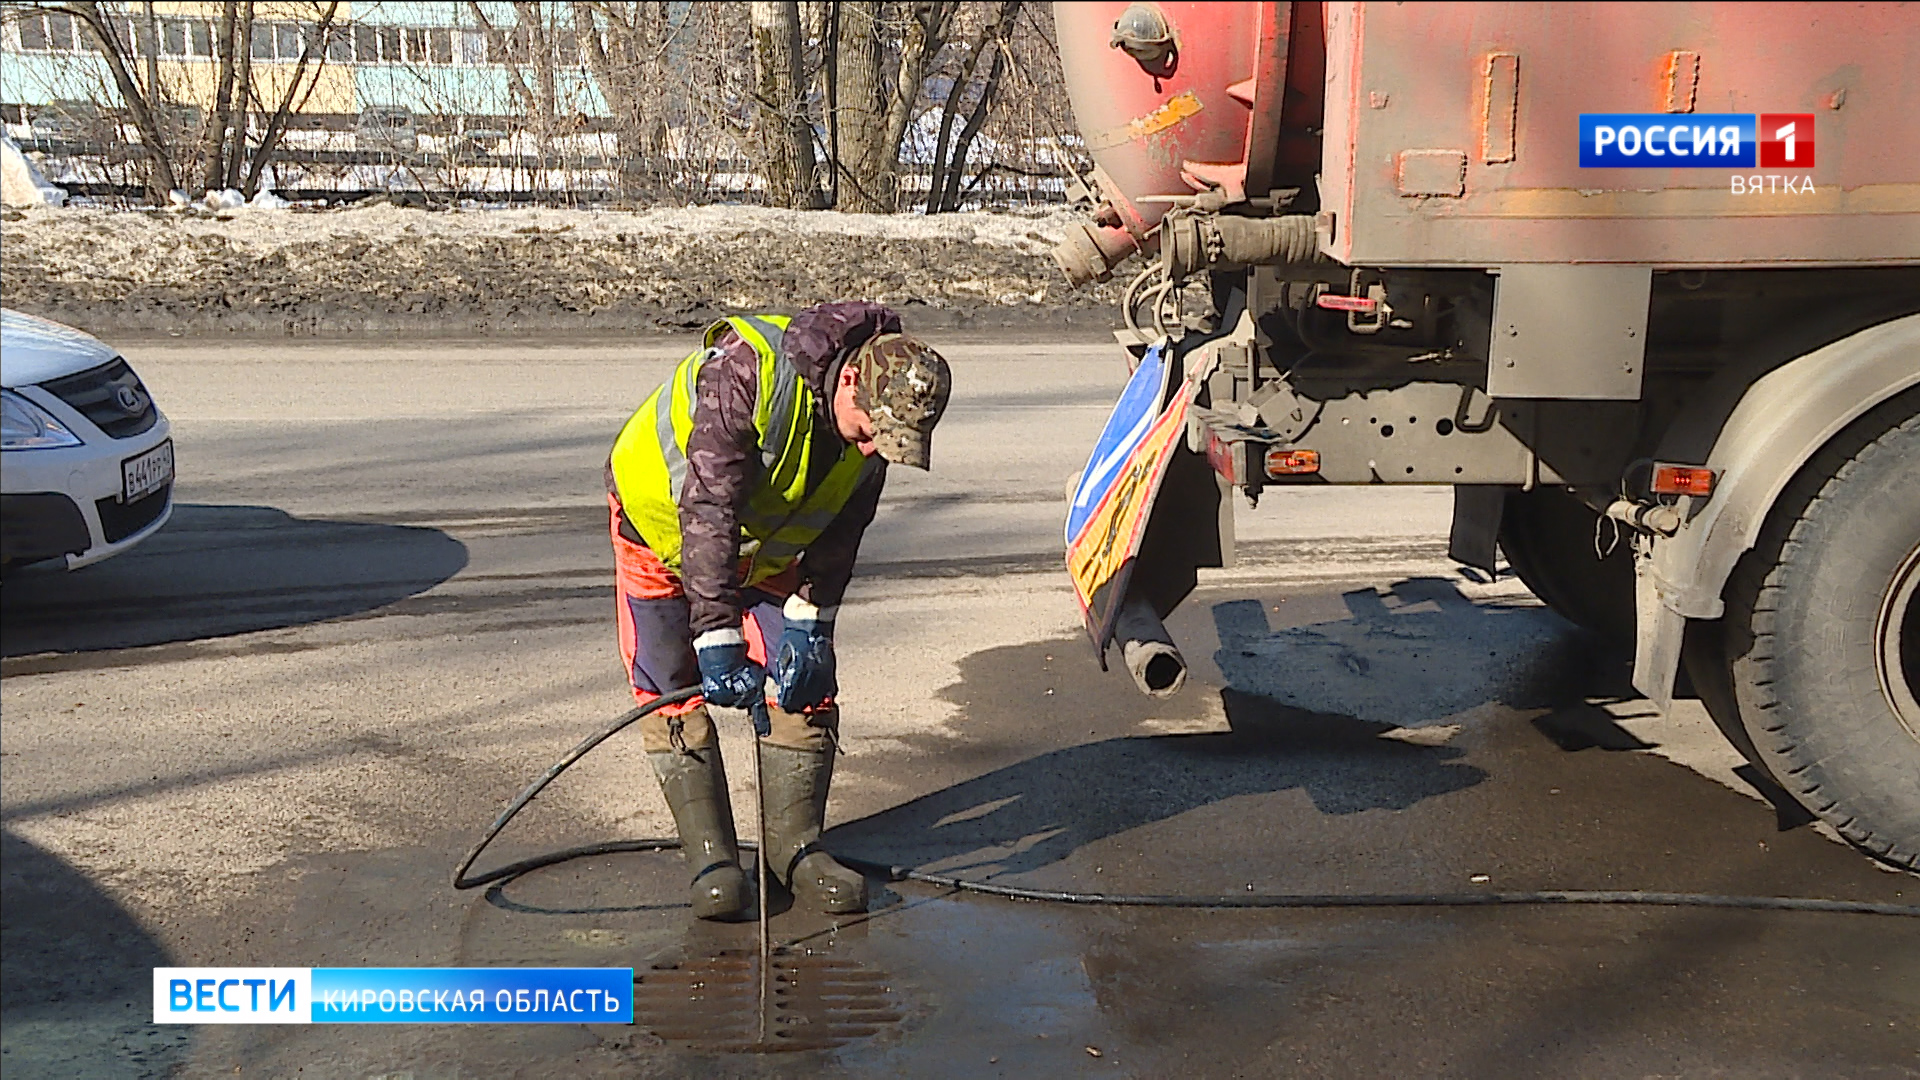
[633,948,904,1053]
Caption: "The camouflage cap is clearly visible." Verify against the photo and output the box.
[852,333,951,470]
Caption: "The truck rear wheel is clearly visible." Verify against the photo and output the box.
[1721,398,1920,868]
[1499,488,1636,648]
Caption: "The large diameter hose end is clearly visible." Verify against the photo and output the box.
[1052,220,1141,288]
[1116,593,1188,698]
[1161,213,1323,280]
[1123,638,1188,698]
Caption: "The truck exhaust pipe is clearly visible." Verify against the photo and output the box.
[1115,593,1188,698]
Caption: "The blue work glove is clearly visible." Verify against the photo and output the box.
[694,628,767,717]
[774,596,838,713]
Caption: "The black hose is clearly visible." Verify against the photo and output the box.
[857,870,1920,917]
[452,687,702,890]
[453,699,1920,917]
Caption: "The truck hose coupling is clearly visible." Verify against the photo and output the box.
[1606,498,1683,536]
[1161,212,1323,281]
[1052,220,1143,288]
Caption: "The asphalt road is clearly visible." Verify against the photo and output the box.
[2,335,1915,1079]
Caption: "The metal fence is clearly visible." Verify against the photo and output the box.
[7,108,1075,209]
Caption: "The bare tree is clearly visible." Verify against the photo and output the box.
[12,0,1076,209]
[234,1,340,197]
[465,0,559,163]
[50,1,343,203]
[62,0,177,200]
[514,0,561,155]
[961,4,1086,208]
[570,2,800,205]
[749,2,820,208]
[573,1,681,198]
[222,1,253,191]
[673,4,765,204]
[135,1,159,130]
[834,1,958,212]
[199,0,238,192]
[925,0,1020,212]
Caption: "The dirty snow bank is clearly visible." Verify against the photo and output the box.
[0,202,1125,338]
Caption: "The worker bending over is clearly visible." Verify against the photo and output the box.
[606,303,951,919]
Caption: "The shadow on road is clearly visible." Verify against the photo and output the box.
[0,829,189,1078]
[1,504,467,661]
[830,576,1616,884]
[830,689,1488,880]
[1210,576,1585,725]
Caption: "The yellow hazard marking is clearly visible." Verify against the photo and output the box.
[1087,92,1205,150]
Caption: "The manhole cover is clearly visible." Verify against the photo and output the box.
[634,948,904,1053]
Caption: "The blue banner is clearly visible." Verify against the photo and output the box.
[154,967,634,1023]
[1579,113,1755,168]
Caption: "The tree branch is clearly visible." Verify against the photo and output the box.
[242,0,340,197]
[936,1,1021,212]
[200,0,239,192]
[56,1,177,201]
[223,2,254,191]
[466,2,540,129]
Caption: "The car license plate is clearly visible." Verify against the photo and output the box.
[122,439,174,502]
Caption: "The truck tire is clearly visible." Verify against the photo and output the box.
[1499,488,1636,648]
[1721,397,1920,868]
[1683,617,1768,771]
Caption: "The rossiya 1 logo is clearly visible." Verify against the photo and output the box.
[1756,113,1815,167]
[1579,112,1816,193]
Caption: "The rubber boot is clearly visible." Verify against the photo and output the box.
[647,749,753,920]
[758,742,868,914]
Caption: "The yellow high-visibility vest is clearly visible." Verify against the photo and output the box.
[608,314,878,586]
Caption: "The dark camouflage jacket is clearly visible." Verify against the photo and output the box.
[613,301,898,636]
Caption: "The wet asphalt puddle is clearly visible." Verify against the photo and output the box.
[380,577,1918,1076]
[29,575,1914,1077]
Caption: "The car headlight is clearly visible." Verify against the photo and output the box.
[1,389,84,450]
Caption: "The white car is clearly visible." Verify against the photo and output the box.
[2,309,174,571]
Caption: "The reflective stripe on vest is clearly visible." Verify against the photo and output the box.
[608,314,873,586]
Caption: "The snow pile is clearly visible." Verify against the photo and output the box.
[0,202,1123,336]
[1,136,67,208]
[249,183,290,210]
[194,185,289,211]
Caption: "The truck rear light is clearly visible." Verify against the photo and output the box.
[1265,448,1320,476]
[1651,463,1715,496]
[1314,294,1380,314]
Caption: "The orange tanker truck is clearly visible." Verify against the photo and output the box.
[1052,2,1920,867]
